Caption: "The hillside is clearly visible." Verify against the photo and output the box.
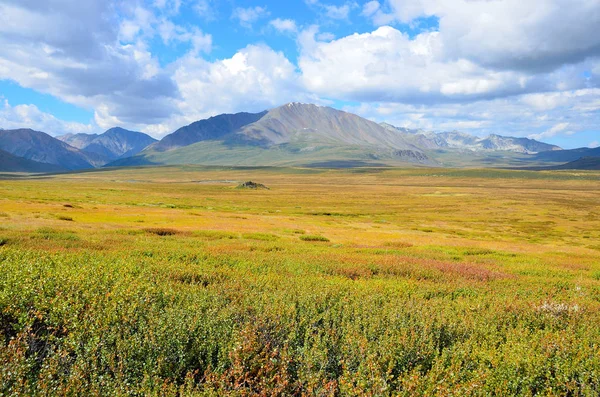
[528,156,600,171]
[57,133,99,149]
[0,129,103,170]
[150,111,268,152]
[553,157,600,170]
[532,146,600,163]
[234,103,419,150]
[0,149,65,173]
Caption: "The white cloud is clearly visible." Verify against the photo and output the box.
[270,18,298,34]
[343,88,600,142]
[306,1,359,21]
[323,3,357,20]
[193,0,217,20]
[316,32,335,41]
[231,6,270,28]
[589,141,599,148]
[368,0,600,72]
[140,44,317,137]
[298,22,599,107]
[362,1,380,17]
[153,0,182,15]
[529,123,573,140]
[0,99,96,136]
[299,26,546,103]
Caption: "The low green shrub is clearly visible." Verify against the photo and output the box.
[300,235,330,242]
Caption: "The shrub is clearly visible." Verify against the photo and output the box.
[194,230,238,240]
[242,232,279,241]
[144,228,179,236]
[34,228,80,241]
[300,235,330,242]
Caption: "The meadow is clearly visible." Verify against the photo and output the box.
[1,166,600,396]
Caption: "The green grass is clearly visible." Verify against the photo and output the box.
[300,234,330,242]
[0,166,599,396]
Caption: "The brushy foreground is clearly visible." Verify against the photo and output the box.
[1,166,599,396]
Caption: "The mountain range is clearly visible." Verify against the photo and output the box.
[381,124,561,154]
[58,127,157,161]
[0,103,597,172]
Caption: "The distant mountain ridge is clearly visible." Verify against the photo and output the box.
[1,102,588,172]
[381,123,561,154]
[58,127,156,160]
[0,129,103,170]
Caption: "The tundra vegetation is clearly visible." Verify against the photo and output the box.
[0,166,599,396]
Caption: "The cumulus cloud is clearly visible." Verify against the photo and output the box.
[0,0,181,128]
[140,44,316,137]
[366,0,600,72]
[299,26,545,103]
[0,99,95,136]
[298,20,600,108]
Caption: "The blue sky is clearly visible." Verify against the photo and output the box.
[0,0,598,149]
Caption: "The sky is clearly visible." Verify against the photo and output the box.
[0,0,599,149]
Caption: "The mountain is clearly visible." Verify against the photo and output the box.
[58,133,99,149]
[477,134,561,153]
[5,103,565,171]
[150,111,268,152]
[381,124,561,154]
[0,149,65,173]
[58,127,157,160]
[233,103,420,150]
[0,129,103,170]
[112,103,431,168]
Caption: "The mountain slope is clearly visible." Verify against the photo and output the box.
[150,111,268,152]
[58,128,157,160]
[0,149,66,173]
[551,157,600,170]
[0,129,103,170]
[381,123,561,154]
[532,146,600,163]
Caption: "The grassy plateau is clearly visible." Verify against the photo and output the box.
[1,166,600,396]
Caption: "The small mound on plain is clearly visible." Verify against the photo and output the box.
[236,181,269,190]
